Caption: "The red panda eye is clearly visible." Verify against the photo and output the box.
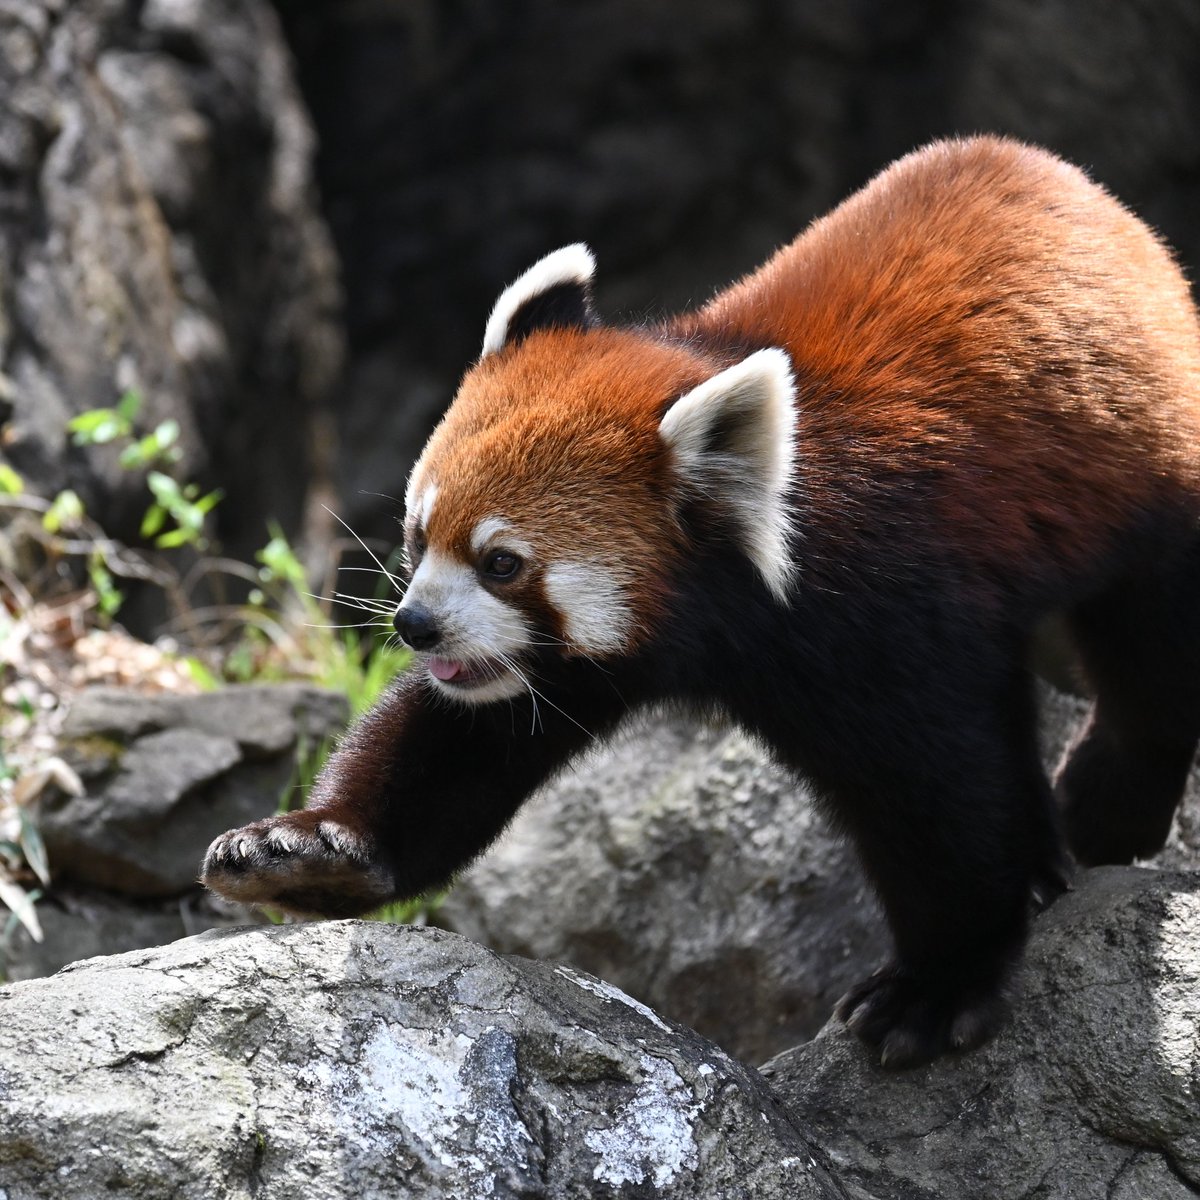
[482,550,521,580]
[407,528,427,565]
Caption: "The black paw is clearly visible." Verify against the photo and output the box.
[833,962,1008,1069]
[201,811,396,918]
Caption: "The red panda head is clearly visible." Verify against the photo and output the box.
[395,245,797,704]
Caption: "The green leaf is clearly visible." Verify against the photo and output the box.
[0,877,42,942]
[116,390,142,423]
[118,441,148,470]
[181,656,220,691]
[0,462,23,494]
[17,812,50,888]
[153,419,179,449]
[154,527,194,549]
[88,551,124,617]
[43,489,84,533]
[146,470,182,506]
[140,503,166,539]
[193,488,223,515]
[256,528,307,588]
[67,408,130,446]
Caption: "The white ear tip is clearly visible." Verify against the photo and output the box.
[544,242,596,279]
[481,243,597,357]
[742,346,794,388]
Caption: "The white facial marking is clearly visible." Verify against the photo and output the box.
[404,462,428,519]
[543,561,633,655]
[417,483,439,530]
[659,347,798,603]
[398,549,530,704]
[481,243,596,358]
[469,516,532,558]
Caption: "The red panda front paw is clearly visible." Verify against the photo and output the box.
[201,810,397,918]
[833,961,1008,1069]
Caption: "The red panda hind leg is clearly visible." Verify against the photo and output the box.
[723,584,1068,1069]
[1056,533,1200,866]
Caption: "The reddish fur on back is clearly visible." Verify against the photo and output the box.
[672,136,1200,595]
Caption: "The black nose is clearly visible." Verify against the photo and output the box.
[393,603,441,650]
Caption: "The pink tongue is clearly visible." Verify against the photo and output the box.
[428,656,465,682]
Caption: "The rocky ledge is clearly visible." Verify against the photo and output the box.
[0,867,1197,1199]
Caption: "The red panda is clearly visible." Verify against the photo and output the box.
[203,136,1200,1068]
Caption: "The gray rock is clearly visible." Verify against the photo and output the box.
[30,684,348,897]
[59,682,350,758]
[440,714,888,1066]
[762,867,1200,1200]
[0,923,846,1200]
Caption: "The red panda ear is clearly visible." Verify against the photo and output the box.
[481,244,598,357]
[659,348,798,602]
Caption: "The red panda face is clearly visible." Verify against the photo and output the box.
[394,246,799,705]
[399,329,706,703]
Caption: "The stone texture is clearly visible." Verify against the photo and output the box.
[0,923,845,1200]
[0,887,262,983]
[0,0,342,560]
[59,682,350,755]
[762,867,1200,1200]
[29,683,348,897]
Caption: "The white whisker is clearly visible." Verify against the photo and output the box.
[322,504,405,591]
[496,651,596,741]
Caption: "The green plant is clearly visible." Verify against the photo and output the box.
[1,394,427,945]
[66,391,222,556]
[241,523,410,716]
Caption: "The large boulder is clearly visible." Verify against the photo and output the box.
[0,923,845,1200]
[763,867,1200,1200]
[0,0,342,559]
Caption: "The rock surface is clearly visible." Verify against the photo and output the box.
[763,867,1200,1200]
[0,0,341,559]
[0,887,259,984]
[0,923,844,1200]
[29,683,348,897]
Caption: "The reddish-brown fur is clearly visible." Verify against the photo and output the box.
[413,332,717,638]
[671,138,1200,593]
[423,137,1200,619]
